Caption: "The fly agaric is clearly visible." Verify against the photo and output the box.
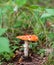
[16,35,38,57]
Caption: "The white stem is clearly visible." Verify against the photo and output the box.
[23,41,29,57]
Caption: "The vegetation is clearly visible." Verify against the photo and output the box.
[0,0,54,65]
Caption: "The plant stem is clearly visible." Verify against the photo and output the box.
[24,41,29,57]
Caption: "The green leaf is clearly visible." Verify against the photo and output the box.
[51,42,54,48]
[41,9,54,18]
[13,21,23,28]
[0,37,10,53]
[12,46,19,51]
[29,43,38,49]
[0,28,7,36]
[29,5,45,11]
[38,49,45,54]
[48,32,54,40]
[46,9,54,15]
[41,13,53,18]
[29,5,40,9]
[15,0,27,7]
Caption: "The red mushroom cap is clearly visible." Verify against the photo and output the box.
[16,35,38,42]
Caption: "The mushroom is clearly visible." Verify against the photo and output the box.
[16,35,38,57]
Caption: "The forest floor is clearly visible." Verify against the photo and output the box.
[1,52,47,65]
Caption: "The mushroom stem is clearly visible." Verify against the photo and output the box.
[24,41,29,57]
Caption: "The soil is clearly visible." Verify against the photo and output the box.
[1,53,47,65]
